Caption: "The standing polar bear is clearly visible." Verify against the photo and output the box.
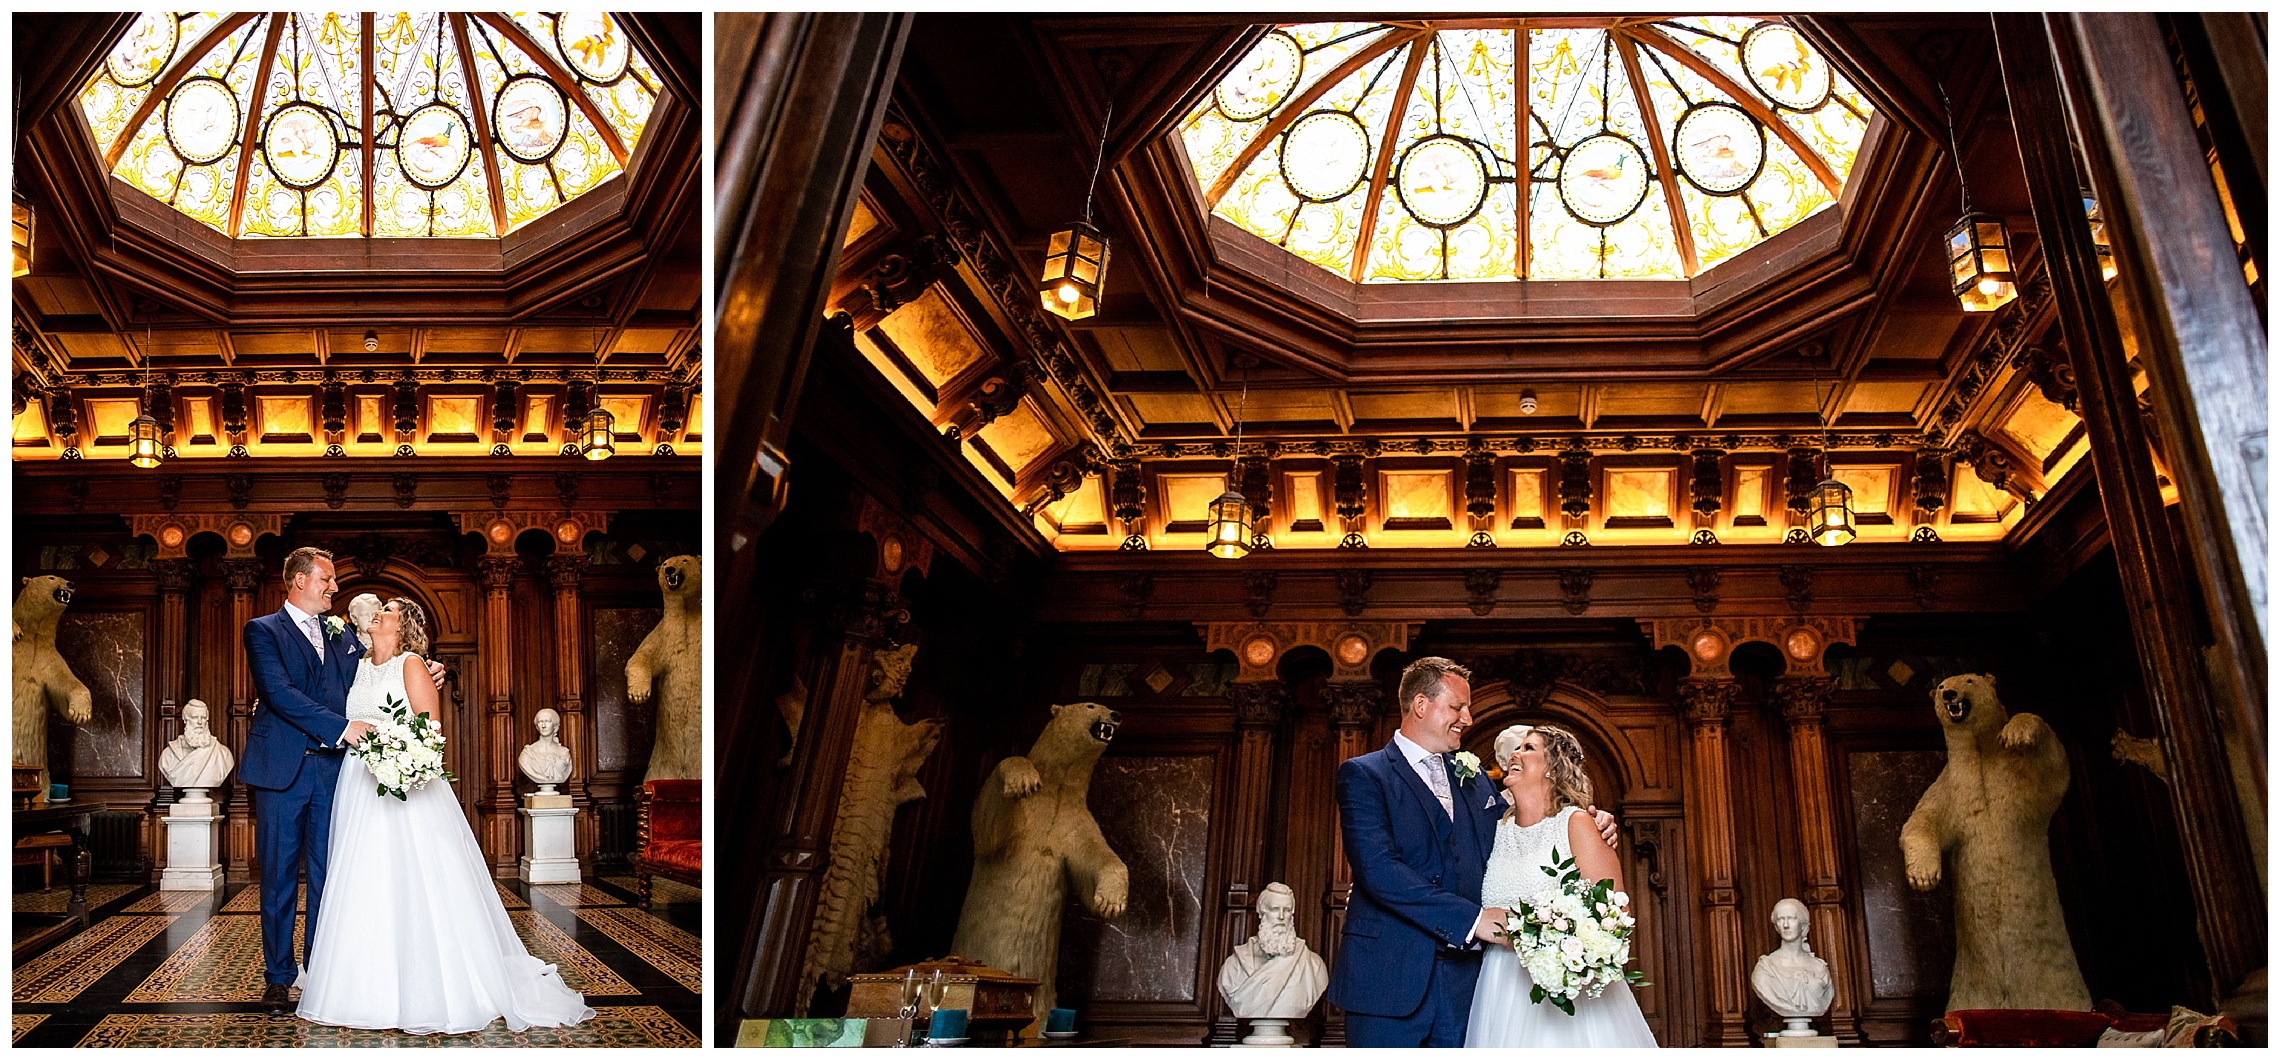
[1902,673,2090,1011]
[14,576,94,803]
[628,555,702,783]
[949,701,1129,1020]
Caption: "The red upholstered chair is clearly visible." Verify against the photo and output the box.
[631,779,701,907]
[1929,1009,2112,1047]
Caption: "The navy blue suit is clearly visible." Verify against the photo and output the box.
[1330,737,1506,1047]
[242,605,363,985]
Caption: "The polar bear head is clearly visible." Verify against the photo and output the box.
[656,554,700,605]
[15,576,74,629]
[1034,701,1121,768]
[1931,673,2007,734]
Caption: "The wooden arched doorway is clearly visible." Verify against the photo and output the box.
[334,558,482,827]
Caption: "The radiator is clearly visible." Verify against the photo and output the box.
[92,810,149,881]
[596,798,636,871]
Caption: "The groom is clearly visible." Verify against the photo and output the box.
[1329,657,1618,1046]
[241,547,441,1015]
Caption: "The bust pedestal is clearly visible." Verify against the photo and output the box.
[161,789,225,891]
[1238,1019,1296,1047]
[518,789,581,884]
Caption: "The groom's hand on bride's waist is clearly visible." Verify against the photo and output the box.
[340,720,375,746]
[1473,907,1517,949]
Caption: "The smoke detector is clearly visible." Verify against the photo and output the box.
[1519,389,1538,415]
[363,330,379,352]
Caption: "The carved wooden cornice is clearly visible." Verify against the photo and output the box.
[1639,615,1861,679]
[1200,620,1422,684]
[454,510,616,556]
[131,512,284,558]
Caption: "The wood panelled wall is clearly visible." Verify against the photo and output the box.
[14,461,697,880]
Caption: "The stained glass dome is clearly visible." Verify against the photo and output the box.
[79,12,660,239]
[1182,18,1875,282]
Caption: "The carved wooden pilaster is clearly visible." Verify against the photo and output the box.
[546,552,598,861]
[150,559,197,830]
[1319,679,1385,1049]
[1213,679,1291,1045]
[1679,677,1750,1046]
[221,557,263,876]
[1775,675,1861,1043]
[477,555,520,873]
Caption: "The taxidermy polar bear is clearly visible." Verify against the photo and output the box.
[14,576,94,802]
[949,701,1129,1019]
[1902,673,2090,1011]
[628,555,701,782]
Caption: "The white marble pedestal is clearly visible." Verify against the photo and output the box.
[161,791,225,891]
[1238,1019,1296,1047]
[518,794,581,884]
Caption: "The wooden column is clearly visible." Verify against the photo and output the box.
[1997,14,2265,1000]
[1208,680,1289,1045]
[477,554,520,874]
[221,557,263,877]
[1679,677,1749,1046]
[1318,679,1384,1049]
[546,552,598,863]
[1775,676,1861,1044]
[148,558,196,865]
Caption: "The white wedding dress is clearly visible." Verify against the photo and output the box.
[297,652,594,1033]
[1465,805,1658,1048]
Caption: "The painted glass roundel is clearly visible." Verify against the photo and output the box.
[108,15,177,88]
[1279,110,1370,202]
[556,12,629,83]
[494,75,568,163]
[164,77,240,165]
[1217,32,1302,122]
[1396,135,1487,227]
[398,103,472,189]
[1742,24,1831,111]
[263,102,340,188]
[1674,103,1763,194]
[1558,134,1651,226]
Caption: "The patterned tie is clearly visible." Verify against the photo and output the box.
[1424,753,1454,819]
[304,614,325,661]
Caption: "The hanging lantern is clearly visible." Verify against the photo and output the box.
[1039,221,1109,321]
[1808,476,1855,547]
[128,410,163,469]
[10,195,30,278]
[2082,192,2116,281]
[581,405,615,461]
[1946,211,2017,313]
[1204,488,1253,559]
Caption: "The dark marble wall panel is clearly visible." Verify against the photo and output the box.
[1849,749,1955,1001]
[1060,755,1214,1004]
[54,611,146,779]
[592,607,662,775]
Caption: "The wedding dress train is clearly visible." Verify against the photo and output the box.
[1464,805,1659,1048]
[297,652,594,1034]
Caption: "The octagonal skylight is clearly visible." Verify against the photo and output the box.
[1182,18,1875,282]
[79,12,660,239]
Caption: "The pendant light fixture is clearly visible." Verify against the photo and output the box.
[1937,85,2016,313]
[581,404,616,461]
[1805,353,1853,546]
[1039,100,1113,322]
[129,322,162,469]
[1204,364,1254,559]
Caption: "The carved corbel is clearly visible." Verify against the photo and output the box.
[1333,455,1368,549]
[1690,448,1725,526]
[1558,443,1592,528]
[1463,569,1499,616]
[323,473,351,510]
[1336,570,1372,616]
[1687,566,1721,614]
[1907,564,1941,609]
[1558,568,1594,615]
[1243,571,1278,619]
[1324,681,1384,729]
[1227,681,1291,730]
[1780,565,1814,613]
[1119,572,1152,619]
[1464,449,1497,546]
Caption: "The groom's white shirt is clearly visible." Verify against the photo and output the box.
[1391,729,1454,819]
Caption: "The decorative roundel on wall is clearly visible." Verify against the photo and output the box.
[1672,103,1764,195]
[1784,626,1823,663]
[1741,23,1831,112]
[493,74,568,163]
[263,102,341,189]
[1557,133,1651,226]
[1278,110,1371,203]
[109,16,177,88]
[1335,634,1371,668]
[1689,626,1729,663]
[554,519,582,544]
[1242,635,1279,669]
[158,524,187,549]
[555,11,629,84]
[487,520,514,545]
[164,76,240,166]
[880,533,907,574]
[397,103,473,189]
[227,522,255,547]
[1217,31,1303,122]
[1395,135,1489,228]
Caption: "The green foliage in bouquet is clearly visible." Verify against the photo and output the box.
[350,693,457,800]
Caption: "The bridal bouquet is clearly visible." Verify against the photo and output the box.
[1506,851,1648,1014]
[350,694,455,800]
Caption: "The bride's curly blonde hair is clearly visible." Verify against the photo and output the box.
[1502,724,1594,820]
[385,597,430,657]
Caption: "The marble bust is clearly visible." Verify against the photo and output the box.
[347,593,383,650]
[1751,898,1835,1034]
[159,699,234,793]
[1217,882,1328,1022]
[518,708,573,792]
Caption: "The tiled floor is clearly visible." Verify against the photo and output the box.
[10,875,699,1047]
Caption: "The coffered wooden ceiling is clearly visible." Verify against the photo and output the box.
[825,14,2135,552]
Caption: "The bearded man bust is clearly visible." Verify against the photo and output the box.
[1217,882,1329,1020]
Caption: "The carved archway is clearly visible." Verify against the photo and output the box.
[1461,679,1641,811]
[333,556,481,825]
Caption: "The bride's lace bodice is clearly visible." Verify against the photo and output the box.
[1480,806,1584,910]
[345,653,413,725]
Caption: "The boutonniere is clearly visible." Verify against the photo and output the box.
[1451,751,1482,783]
[323,616,346,638]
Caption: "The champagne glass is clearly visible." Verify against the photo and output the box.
[923,967,949,1016]
[897,967,922,1045]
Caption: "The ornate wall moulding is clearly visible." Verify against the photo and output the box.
[1200,620,1423,684]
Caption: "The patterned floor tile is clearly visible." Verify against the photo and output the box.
[219,884,304,914]
[122,889,219,914]
[13,915,178,1003]
[12,883,137,914]
[124,914,302,1003]
[496,881,530,909]
[76,1006,699,1047]
[603,875,701,906]
[512,911,637,996]
[573,908,700,993]
[531,883,627,907]
[14,1013,48,1044]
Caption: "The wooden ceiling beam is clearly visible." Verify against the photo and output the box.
[448,13,511,238]
[1615,31,1700,277]
[225,15,290,239]
[1349,39,1430,283]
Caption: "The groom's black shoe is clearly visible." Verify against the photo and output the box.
[263,983,291,1016]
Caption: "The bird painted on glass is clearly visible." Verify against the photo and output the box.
[1577,149,1628,184]
[1690,133,1743,180]
[1760,34,1813,97]
[409,121,457,155]
[506,103,549,147]
[569,22,616,69]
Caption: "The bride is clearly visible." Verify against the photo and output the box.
[1466,724,1657,1048]
[297,597,594,1033]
